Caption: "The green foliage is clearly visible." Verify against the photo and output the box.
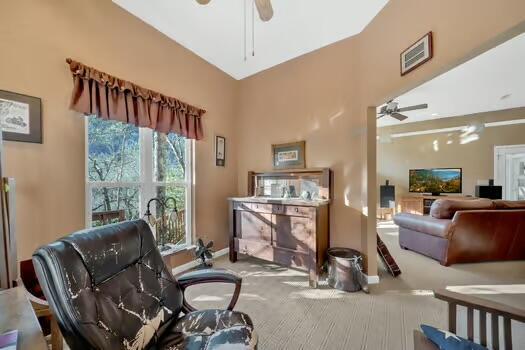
[409,169,461,194]
[88,116,188,244]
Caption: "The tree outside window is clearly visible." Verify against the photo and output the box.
[86,116,192,248]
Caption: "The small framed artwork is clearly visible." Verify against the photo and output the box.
[215,135,225,166]
[400,32,433,76]
[272,141,305,170]
[0,90,42,143]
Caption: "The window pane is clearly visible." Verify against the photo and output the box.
[91,187,139,226]
[153,185,186,246]
[88,117,140,182]
[154,132,186,182]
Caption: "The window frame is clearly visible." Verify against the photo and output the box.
[84,118,195,251]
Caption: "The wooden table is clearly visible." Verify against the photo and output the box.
[0,287,47,350]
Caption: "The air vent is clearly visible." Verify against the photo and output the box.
[401,32,433,75]
[404,42,426,69]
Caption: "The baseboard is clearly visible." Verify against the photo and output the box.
[173,248,381,285]
[171,247,230,276]
[366,275,380,284]
[213,247,229,258]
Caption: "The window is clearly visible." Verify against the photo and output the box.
[86,116,193,248]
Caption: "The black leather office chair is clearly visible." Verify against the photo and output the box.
[33,220,257,349]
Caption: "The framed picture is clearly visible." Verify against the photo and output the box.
[272,141,305,170]
[0,90,42,143]
[400,32,433,76]
[215,135,225,166]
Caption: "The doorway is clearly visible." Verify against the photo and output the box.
[494,145,525,200]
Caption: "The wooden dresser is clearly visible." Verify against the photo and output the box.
[229,169,331,287]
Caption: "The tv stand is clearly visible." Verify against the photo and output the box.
[399,195,474,215]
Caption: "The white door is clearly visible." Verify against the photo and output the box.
[494,145,525,200]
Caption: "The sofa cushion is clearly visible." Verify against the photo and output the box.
[394,213,452,238]
[430,199,494,219]
[493,200,525,209]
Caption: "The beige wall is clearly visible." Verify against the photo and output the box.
[0,0,238,262]
[237,0,525,275]
[2,0,525,276]
[378,108,525,201]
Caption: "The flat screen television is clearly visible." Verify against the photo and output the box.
[409,168,462,195]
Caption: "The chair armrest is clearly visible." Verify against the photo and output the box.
[177,269,242,313]
[16,278,52,317]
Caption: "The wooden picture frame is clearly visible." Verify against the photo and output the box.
[215,135,225,167]
[400,32,433,76]
[0,90,42,143]
[272,141,305,169]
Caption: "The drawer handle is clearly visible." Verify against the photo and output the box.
[295,208,299,212]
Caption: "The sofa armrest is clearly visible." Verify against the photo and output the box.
[446,209,525,264]
[394,213,452,238]
[177,269,242,313]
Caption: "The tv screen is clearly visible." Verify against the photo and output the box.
[409,168,462,194]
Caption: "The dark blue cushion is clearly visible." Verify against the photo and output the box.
[421,325,487,350]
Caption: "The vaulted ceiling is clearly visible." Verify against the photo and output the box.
[379,32,525,127]
[113,0,389,80]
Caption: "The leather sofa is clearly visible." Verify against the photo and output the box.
[394,199,525,266]
[32,220,257,349]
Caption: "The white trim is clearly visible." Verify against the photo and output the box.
[485,118,525,128]
[170,247,230,276]
[391,126,463,138]
[494,144,525,199]
[386,118,525,140]
[171,259,200,276]
[366,275,380,284]
[213,247,230,258]
[84,118,91,227]
[170,248,381,286]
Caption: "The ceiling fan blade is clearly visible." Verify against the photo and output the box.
[255,0,274,22]
[397,103,428,112]
[379,106,388,114]
[376,114,386,119]
[391,113,408,121]
[195,0,211,4]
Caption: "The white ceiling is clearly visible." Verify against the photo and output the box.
[378,32,525,127]
[113,0,388,80]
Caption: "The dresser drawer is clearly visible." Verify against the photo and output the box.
[249,203,273,213]
[273,247,310,271]
[284,205,315,217]
[235,238,309,271]
[233,202,273,213]
[235,211,272,241]
[273,214,313,252]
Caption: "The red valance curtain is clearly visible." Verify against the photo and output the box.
[66,58,205,140]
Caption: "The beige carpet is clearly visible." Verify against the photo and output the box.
[185,221,525,350]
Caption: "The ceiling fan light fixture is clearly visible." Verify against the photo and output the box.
[255,0,274,22]
[195,0,212,5]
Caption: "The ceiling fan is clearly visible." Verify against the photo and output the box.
[196,0,274,22]
[377,100,428,121]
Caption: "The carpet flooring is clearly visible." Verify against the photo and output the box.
[185,221,525,350]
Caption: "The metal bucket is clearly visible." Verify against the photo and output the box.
[327,247,365,292]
